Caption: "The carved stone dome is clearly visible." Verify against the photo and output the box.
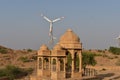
[40,44,48,50]
[53,43,62,50]
[59,29,80,44]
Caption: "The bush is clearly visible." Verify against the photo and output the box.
[0,48,8,54]
[94,53,102,56]
[31,56,37,60]
[82,51,97,68]
[97,50,103,53]
[109,46,120,55]
[0,65,33,80]
[27,49,32,52]
[19,56,30,62]
[25,68,34,74]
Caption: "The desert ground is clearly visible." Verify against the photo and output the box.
[0,46,120,80]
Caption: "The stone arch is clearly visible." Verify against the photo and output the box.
[66,51,72,72]
[43,57,49,70]
[52,58,56,71]
[59,58,64,71]
[39,58,42,69]
[74,52,79,72]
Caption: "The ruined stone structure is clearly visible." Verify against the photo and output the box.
[31,29,82,80]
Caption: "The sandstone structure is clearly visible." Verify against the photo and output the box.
[31,29,82,80]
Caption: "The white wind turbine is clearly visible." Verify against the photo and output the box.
[116,35,120,47]
[41,14,64,43]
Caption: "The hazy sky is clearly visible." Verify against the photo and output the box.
[0,0,120,50]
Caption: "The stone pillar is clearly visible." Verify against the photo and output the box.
[49,58,50,70]
[37,57,43,70]
[63,58,66,78]
[88,68,90,76]
[43,57,45,70]
[79,51,82,73]
[56,58,59,71]
[64,58,66,72]
[41,57,43,70]
[37,57,39,70]
[71,50,75,78]
[51,57,53,71]
[55,58,57,72]
[37,57,43,77]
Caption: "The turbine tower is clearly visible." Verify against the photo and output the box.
[41,14,64,43]
[116,35,120,47]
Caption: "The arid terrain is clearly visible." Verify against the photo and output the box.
[85,49,120,80]
[0,45,120,80]
[0,46,37,72]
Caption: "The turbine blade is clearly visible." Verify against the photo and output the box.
[41,14,51,22]
[52,17,64,22]
[43,16,51,22]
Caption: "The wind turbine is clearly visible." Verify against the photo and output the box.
[116,35,120,47]
[41,14,64,43]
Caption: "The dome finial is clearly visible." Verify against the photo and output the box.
[40,44,48,50]
[59,29,80,44]
[53,43,62,50]
[67,29,72,32]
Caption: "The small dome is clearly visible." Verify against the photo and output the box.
[59,29,80,44]
[40,44,48,50]
[53,43,62,50]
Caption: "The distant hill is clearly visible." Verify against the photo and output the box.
[0,45,13,54]
[0,45,37,69]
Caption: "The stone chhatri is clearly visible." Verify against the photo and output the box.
[30,29,82,80]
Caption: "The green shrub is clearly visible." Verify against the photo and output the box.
[94,53,102,56]
[19,56,30,62]
[66,53,72,67]
[25,68,34,74]
[0,48,8,54]
[98,50,103,53]
[27,49,32,52]
[31,56,37,60]
[109,46,120,55]
[0,69,6,77]
[82,51,97,68]
[0,65,33,80]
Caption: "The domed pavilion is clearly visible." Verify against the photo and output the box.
[31,29,82,80]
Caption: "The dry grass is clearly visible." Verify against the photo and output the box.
[0,46,37,69]
[0,46,120,79]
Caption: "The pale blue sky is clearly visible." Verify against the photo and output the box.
[0,0,120,50]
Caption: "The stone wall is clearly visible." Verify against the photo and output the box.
[87,66,120,70]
